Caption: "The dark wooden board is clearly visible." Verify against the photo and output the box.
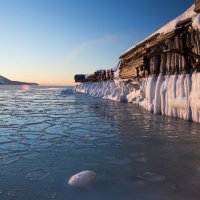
[195,0,200,13]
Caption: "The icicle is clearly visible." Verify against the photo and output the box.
[190,71,200,123]
[184,73,191,120]
[74,71,199,123]
[154,74,164,114]
[160,75,169,116]
[145,75,157,112]
[172,72,178,118]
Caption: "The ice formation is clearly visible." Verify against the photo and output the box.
[68,170,96,188]
[61,88,73,95]
[74,71,200,123]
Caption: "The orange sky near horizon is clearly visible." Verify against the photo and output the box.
[9,74,75,86]
[1,0,192,87]
[1,69,76,86]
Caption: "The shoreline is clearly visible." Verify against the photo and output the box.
[74,71,200,123]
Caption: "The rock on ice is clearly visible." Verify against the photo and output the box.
[68,170,96,188]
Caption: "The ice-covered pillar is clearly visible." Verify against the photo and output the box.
[184,73,192,121]
[160,75,169,116]
[154,74,165,114]
[119,81,126,102]
[190,71,200,122]
[145,75,157,112]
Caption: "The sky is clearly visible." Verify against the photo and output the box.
[0,0,193,86]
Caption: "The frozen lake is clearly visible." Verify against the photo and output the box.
[0,86,199,200]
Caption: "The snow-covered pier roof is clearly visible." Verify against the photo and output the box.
[120,4,200,59]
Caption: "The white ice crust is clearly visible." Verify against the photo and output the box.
[74,72,200,123]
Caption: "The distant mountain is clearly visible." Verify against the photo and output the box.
[0,75,38,85]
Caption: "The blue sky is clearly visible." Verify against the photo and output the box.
[0,0,193,85]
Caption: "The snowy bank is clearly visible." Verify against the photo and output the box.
[74,71,200,123]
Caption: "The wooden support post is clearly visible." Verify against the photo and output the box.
[181,33,190,73]
[143,55,150,77]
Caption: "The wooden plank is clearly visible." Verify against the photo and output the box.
[120,55,144,79]
[176,18,192,27]
[119,33,160,59]
[196,2,200,7]
[119,64,138,79]
[120,22,200,77]
[195,0,200,13]
[126,56,143,66]
[74,74,86,83]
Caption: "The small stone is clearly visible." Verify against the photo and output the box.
[68,170,96,188]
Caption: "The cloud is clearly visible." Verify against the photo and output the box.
[60,34,122,66]
[3,33,129,85]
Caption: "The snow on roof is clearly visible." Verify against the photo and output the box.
[111,61,121,71]
[121,4,200,58]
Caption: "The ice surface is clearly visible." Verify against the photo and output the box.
[0,156,20,165]
[26,169,50,181]
[137,171,165,182]
[0,86,200,200]
[7,189,25,197]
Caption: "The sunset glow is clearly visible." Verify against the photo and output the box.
[0,0,192,86]
[20,85,30,91]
